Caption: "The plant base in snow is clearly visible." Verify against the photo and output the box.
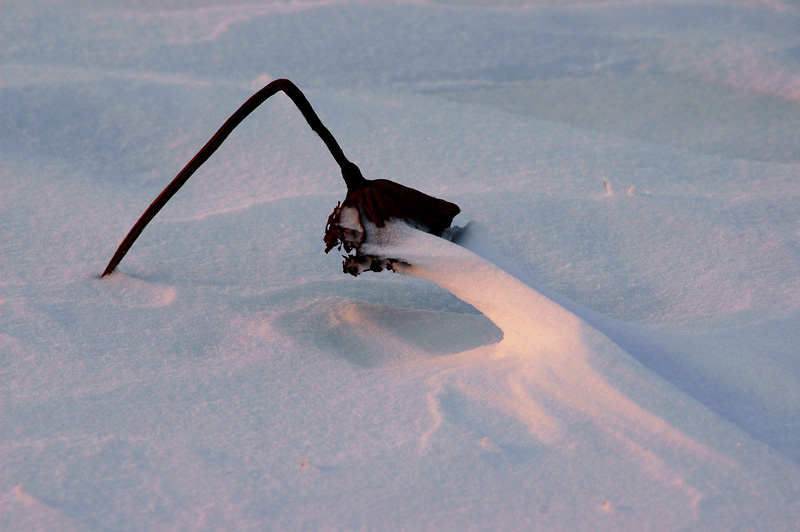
[325,202,409,276]
[342,253,407,277]
[323,179,459,276]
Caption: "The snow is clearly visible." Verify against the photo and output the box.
[3,0,800,530]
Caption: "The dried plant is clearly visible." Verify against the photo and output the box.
[101,79,459,278]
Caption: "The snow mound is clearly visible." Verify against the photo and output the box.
[356,220,800,527]
[365,222,712,449]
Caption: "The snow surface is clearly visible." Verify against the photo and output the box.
[3,0,800,530]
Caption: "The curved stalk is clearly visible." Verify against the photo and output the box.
[102,78,364,277]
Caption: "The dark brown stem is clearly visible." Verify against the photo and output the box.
[101,78,364,277]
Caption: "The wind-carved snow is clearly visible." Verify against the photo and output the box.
[362,221,758,519]
[366,223,705,452]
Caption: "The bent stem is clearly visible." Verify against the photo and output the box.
[101,78,364,277]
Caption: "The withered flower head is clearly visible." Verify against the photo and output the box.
[324,177,460,276]
[101,79,459,278]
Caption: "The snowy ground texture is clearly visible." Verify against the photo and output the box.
[3,0,800,530]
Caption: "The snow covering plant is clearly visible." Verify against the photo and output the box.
[101,78,460,278]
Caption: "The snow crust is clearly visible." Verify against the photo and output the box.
[3,0,800,530]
